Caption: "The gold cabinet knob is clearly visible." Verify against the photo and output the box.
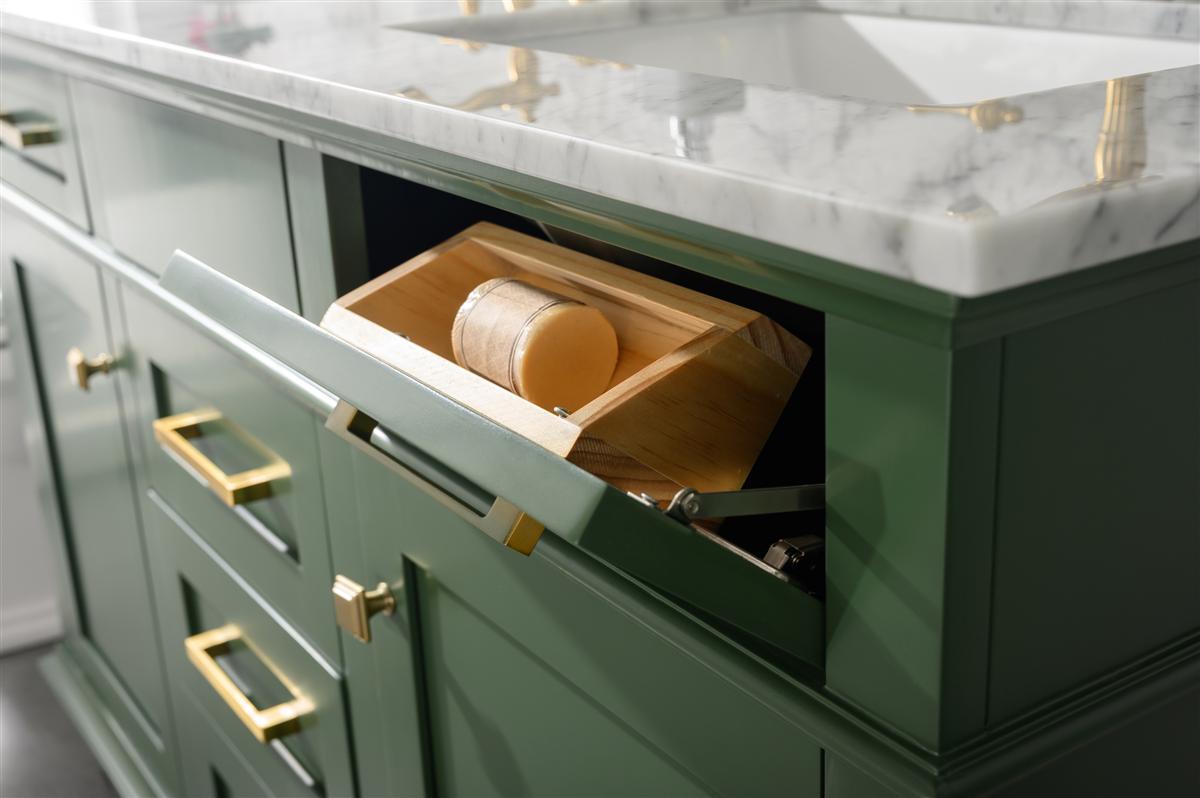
[332,575,396,643]
[66,347,114,391]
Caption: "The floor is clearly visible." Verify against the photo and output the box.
[0,643,118,798]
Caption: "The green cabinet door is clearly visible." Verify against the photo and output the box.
[325,439,822,798]
[2,210,174,788]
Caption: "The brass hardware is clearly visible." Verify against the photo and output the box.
[153,409,291,507]
[1028,76,1152,206]
[0,110,59,150]
[946,76,1150,215]
[332,575,396,643]
[184,625,314,743]
[1095,75,1147,184]
[400,48,560,123]
[907,99,1023,131]
[66,347,114,391]
[325,400,545,555]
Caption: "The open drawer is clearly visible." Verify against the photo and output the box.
[159,250,824,670]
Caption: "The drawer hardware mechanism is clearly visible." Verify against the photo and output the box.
[331,575,397,644]
[661,484,825,524]
[153,409,291,507]
[184,625,314,743]
[0,110,60,150]
[66,347,114,391]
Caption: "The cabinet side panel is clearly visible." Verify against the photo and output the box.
[988,280,1200,723]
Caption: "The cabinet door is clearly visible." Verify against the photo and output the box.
[3,211,174,786]
[325,439,821,798]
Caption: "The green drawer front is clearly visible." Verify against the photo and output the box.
[175,687,297,798]
[0,54,89,229]
[145,490,354,798]
[71,81,299,311]
[332,442,823,798]
[123,286,339,660]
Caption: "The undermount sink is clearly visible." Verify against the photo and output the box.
[394,3,1200,105]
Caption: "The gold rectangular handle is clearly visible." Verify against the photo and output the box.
[153,409,291,507]
[0,110,60,150]
[184,625,314,743]
[325,400,544,554]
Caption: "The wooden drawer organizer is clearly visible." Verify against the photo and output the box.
[321,222,811,501]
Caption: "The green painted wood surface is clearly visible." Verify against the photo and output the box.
[318,436,428,798]
[0,56,90,231]
[986,281,1200,723]
[70,81,299,312]
[825,752,902,798]
[121,285,340,662]
[143,489,354,798]
[420,569,711,798]
[4,212,176,786]
[824,318,1003,752]
[991,688,1200,798]
[328,441,823,798]
[174,689,279,798]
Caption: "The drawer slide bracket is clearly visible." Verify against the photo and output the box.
[661,484,825,524]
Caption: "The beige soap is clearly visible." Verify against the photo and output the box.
[451,278,619,412]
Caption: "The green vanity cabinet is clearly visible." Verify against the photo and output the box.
[0,207,176,794]
[3,45,1197,792]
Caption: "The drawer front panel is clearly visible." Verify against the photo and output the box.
[175,690,277,798]
[122,286,338,660]
[72,81,299,311]
[331,441,823,798]
[145,490,353,798]
[0,55,89,229]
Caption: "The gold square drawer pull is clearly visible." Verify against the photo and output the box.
[153,409,291,507]
[0,110,60,150]
[184,624,314,743]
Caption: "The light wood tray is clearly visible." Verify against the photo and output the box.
[321,222,811,501]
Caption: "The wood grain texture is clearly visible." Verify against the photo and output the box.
[322,222,811,502]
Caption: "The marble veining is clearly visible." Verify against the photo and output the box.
[1,0,1197,297]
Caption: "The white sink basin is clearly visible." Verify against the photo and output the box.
[396,4,1200,104]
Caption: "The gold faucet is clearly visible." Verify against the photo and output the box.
[400,48,560,123]
[1094,75,1147,183]
[946,75,1152,217]
[403,0,562,122]
[1034,75,1151,203]
[908,98,1024,131]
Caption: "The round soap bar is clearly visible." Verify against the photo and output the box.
[451,278,619,412]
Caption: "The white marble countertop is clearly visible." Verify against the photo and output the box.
[2,1,1198,297]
